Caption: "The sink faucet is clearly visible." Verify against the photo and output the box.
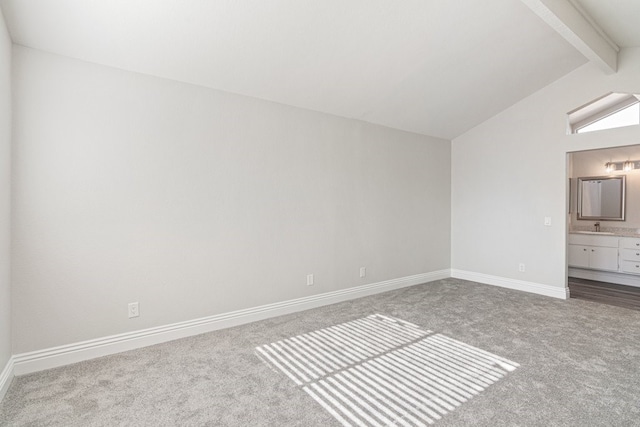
[594,222,600,232]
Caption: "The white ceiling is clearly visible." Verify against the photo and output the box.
[0,1,634,139]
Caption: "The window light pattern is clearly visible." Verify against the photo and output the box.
[256,314,519,426]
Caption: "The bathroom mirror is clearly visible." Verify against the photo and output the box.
[577,175,626,221]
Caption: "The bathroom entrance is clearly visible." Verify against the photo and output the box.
[567,144,640,310]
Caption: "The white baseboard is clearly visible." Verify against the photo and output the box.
[451,269,569,300]
[12,270,450,376]
[568,268,640,288]
[0,356,14,401]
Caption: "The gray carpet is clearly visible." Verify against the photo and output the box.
[256,313,520,426]
[2,278,640,426]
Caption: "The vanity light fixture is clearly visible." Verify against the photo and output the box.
[605,160,640,172]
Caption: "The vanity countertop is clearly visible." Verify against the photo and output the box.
[569,228,640,238]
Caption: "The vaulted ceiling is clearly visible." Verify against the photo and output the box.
[0,0,637,139]
[576,0,640,48]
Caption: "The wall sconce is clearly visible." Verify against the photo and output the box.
[605,160,640,172]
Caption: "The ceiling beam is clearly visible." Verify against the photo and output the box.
[521,0,618,74]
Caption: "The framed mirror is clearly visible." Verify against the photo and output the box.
[577,175,626,221]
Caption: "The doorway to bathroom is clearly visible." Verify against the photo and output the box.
[567,144,640,310]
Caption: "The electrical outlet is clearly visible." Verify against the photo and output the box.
[307,274,314,286]
[128,302,139,318]
[360,267,366,278]
[544,217,552,226]
[518,263,526,272]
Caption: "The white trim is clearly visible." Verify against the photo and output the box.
[573,97,639,133]
[567,0,620,52]
[12,270,450,376]
[0,356,14,401]
[568,267,640,288]
[520,0,618,73]
[451,269,569,300]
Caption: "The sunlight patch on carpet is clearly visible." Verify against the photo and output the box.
[256,314,518,426]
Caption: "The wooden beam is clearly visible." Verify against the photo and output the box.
[521,0,618,74]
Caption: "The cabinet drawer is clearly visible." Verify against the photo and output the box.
[568,234,618,247]
[620,261,640,275]
[620,238,640,249]
[620,248,640,261]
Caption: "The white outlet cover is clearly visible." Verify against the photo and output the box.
[128,302,140,318]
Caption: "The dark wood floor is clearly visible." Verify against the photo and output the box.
[568,277,640,311]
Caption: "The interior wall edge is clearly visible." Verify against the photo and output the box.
[0,355,14,402]
[0,1,14,398]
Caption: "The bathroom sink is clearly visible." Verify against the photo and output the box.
[574,231,615,235]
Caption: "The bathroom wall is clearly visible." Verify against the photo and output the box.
[569,145,640,230]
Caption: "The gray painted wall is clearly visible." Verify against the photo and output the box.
[11,46,451,353]
[452,47,640,289]
[0,8,12,375]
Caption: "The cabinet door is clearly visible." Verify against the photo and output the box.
[588,247,618,271]
[568,245,589,268]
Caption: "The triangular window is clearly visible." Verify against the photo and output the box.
[567,93,640,134]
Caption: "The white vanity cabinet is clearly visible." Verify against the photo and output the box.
[619,238,640,274]
[568,234,619,271]
[569,234,640,287]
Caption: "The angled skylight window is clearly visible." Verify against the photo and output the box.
[567,92,640,134]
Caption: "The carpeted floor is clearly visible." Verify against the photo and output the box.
[1,278,640,426]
